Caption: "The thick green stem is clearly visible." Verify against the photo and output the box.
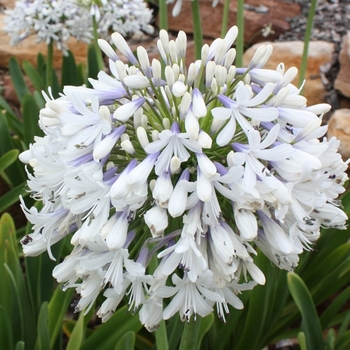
[191,0,203,60]
[221,0,231,37]
[179,317,202,350]
[46,40,54,90]
[159,0,168,31]
[298,0,318,89]
[235,0,244,67]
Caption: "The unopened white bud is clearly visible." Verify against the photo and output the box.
[137,127,149,149]
[152,130,159,141]
[172,81,187,97]
[170,156,181,174]
[121,140,135,154]
[163,118,170,130]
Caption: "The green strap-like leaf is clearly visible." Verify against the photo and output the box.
[287,272,324,350]
[155,319,169,350]
[61,51,82,87]
[15,341,25,350]
[22,61,44,92]
[325,328,335,350]
[114,331,136,350]
[66,312,85,350]
[81,304,143,350]
[0,306,14,350]
[0,149,20,173]
[320,286,350,330]
[9,57,30,103]
[48,287,75,349]
[0,182,28,213]
[298,332,307,350]
[36,302,50,350]
[195,313,214,350]
[22,93,42,147]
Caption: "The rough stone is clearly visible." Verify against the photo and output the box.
[0,14,89,69]
[243,40,335,106]
[165,0,301,44]
[0,0,14,9]
[327,108,350,161]
[334,31,350,98]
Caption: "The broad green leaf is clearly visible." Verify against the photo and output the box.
[66,312,85,350]
[320,287,350,330]
[155,319,168,350]
[22,94,42,147]
[287,272,324,350]
[33,90,46,109]
[335,310,350,348]
[235,253,276,350]
[87,43,100,84]
[0,112,25,186]
[195,313,214,350]
[81,304,143,350]
[325,328,335,350]
[9,57,30,103]
[36,302,50,350]
[114,331,135,350]
[301,243,350,289]
[0,149,19,173]
[37,53,46,78]
[0,214,36,348]
[15,341,25,350]
[0,182,28,214]
[0,94,16,116]
[23,60,44,92]
[61,51,82,87]
[298,332,307,350]
[50,67,61,98]
[0,107,24,142]
[48,287,75,349]
[0,306,13,350]
[167,312,184,350]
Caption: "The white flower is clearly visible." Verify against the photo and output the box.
[19,26,348,329]
[157,270,224,321]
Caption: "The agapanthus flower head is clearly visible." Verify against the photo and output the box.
[19,26,348,330]
[78,0,154,40]
[4,0,93,53]
[5,0,153,53]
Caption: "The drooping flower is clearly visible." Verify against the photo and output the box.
[19,26,348,331]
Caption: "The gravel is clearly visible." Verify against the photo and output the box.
[278,0,350,45]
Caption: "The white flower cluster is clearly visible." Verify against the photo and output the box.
[86,0,154,40]
[19,26,348,330]
[5,0,153,53]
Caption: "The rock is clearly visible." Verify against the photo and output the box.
[327,108,350,161]
[0,0,15,9]
[243,40,335,106]
[165,0,301,44]
[334,31,350,98]
[0,14,88,69]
